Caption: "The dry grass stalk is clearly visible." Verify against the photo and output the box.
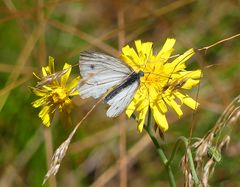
[42,96,104,185]
[181,154,194,187]
[181,95,240,187]
[43,137,71,185]
[117,3,127,187]
[201,136,230,186]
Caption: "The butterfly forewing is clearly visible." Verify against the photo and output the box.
[78,52,132,99]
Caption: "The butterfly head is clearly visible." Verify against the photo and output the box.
[138,70,144,77]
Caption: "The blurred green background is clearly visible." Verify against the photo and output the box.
[0,0,240,186]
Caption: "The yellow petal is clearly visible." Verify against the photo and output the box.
[137,98,149,112]
[42,56,55,76]
[63,99,72,113]
[67,76,80,95]
[121,45,131,56]
[186,70,202,79]
[32,97,47,108]
[121,44,142,70]
[33,72,41,80]
[134,86,145,100]
[48,56,55,73]
[170,48,195,72]
[42,85,52,91]
[30,87,47,96]
[126,100,136,118]
[168,98,183,117]
[39,106,52,127]
[152,106,169,132]
[61,63,71,86]
[135,40,153,65]
[174,92,184,104]
[135,40,142,53]
[142,42,153,57]
[157,99,168,113]
[156,38,176,62]
[183,96,199,110]
[174,92,199,110]
[137,106,148,133]
[181,79,200,89]
[148,85,158,101]
[124,46,140,63]
[42,66,48,76]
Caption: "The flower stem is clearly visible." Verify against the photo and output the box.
[144,109,176,187]
[167,136,200,186]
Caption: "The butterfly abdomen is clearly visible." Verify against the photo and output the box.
[104,71,144,102]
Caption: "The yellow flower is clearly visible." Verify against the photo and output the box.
[31,56,80,127]
[121,39,202,132]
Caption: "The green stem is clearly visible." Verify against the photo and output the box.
[167,136,200,187]
[144,110,176,187]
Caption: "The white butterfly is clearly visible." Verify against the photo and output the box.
[78,51,144,117]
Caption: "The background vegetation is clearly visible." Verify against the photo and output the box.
[0,0,239,186]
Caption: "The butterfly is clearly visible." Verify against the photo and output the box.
[78,51,144,117]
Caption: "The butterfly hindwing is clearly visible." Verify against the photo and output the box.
[105,80,139,117]
[78,52,132,99]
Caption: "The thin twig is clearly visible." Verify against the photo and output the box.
[117,2,127,187]
[197,33,240,52]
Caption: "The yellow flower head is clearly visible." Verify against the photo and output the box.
[121,39,202,132]
[31,56,80,126]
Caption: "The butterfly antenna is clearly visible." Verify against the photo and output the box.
[141,52,190,80]
[165,50,195,86]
